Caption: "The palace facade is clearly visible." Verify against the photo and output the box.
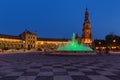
[0,30,68,50]
[0,8,92,51]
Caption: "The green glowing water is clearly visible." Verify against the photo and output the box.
[57,33,93,51]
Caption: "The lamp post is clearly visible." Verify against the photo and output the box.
[23,41,25,52]
[113,39,116,50]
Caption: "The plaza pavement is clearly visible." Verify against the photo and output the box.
[0,52,120,80]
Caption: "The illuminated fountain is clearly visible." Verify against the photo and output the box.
[57,33,93,51]
[53,33,94,55]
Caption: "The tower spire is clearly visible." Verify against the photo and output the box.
[84,7,89,23]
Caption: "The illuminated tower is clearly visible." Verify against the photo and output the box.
[81,8,92,45]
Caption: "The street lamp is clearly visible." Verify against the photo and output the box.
[23,41,25,52]
[112,39,116,50]
[113,40,116,43]
[99,42,101,44]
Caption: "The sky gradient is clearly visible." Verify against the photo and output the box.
[0,0,120,39]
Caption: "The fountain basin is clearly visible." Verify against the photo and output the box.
[49,50,96,56]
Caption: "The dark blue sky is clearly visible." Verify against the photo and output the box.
[0,0,120,39]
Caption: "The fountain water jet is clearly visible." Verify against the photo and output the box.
[57,33,93,52]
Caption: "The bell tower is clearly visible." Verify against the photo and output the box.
[81,8,92,45]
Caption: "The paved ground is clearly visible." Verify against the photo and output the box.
[0,52,120,80]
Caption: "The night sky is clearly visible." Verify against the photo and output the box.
[0,0,120,39]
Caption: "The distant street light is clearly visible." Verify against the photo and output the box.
[99,42,101,44]
[113,40,116,42]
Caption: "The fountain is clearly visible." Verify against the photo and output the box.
[57,33,93,52]
[52,33,95,55]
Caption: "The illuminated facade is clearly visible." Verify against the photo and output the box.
[19,30,37,49]
[94,34,120,51]
[0,34,23,50]
[81,8,92,45]
[36,38,68,50]
[0,30,68,50]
